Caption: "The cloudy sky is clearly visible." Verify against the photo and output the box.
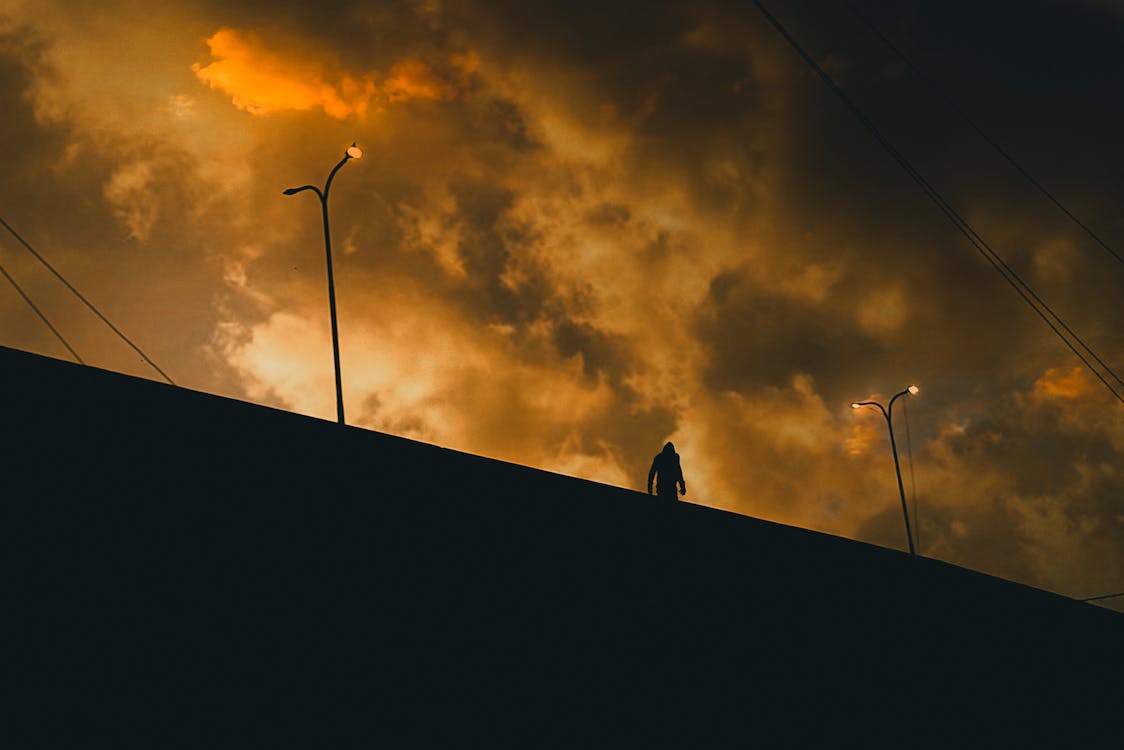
[2,0,1121,607]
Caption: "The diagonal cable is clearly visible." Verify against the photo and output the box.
[0,257,84,364]
[947,190,1123,387]
[848,3,1124,270]
[0,215,175,385]
[748,0,1123,406]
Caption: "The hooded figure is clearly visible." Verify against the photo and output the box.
[647,441,686,499]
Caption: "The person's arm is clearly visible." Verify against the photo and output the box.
[647,458,657,495]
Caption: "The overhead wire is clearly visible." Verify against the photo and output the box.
[1079,592,1124,603]
[0,257,84,364]
[0,215,175,385]
[846,2,1124,270]
[747,0,1124,407]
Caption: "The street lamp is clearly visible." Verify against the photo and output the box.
[852,384,920,556]
[283,142,363,425]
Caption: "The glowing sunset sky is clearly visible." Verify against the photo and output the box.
[1,0,1121,608]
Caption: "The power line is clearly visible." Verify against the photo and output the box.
[1080,592,1124,603]
[0,215,175,385]
[748,0,1124,406]
[950,185,1124,389]
[0,258,84,364]
[847,3,1124,270]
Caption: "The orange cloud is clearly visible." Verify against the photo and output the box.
[103,160,159,240]
[192,28,376,118]
[844,418,880,457]
[384,53,477,102]
[193,29,476,118]
[1033,366,1095,400]
[216,281,622,473]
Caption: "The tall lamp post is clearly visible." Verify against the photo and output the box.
[852,384,920,556]
[283,142,363,425]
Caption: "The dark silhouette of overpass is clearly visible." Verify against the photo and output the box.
[6,345,1120,745]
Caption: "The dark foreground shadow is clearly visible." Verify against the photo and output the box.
[5,346,1122,746]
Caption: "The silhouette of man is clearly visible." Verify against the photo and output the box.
[647,441,686,500]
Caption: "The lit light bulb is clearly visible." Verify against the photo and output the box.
[908,385,919,395]
[851,402,861,409]
[346,142,363,159]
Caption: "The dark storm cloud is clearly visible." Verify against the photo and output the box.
[445,180,524,313]
[436,177,636,383]
[769,0,1124,340]
[0,28,118,245]
[944,410,1116,499]
[0,29,64,197]
[676,0,1124,421]
[455,0,765,136]
[447,0,694,67]
[552,318,631,381]
[696,266,886,392]
[445,0,777,205]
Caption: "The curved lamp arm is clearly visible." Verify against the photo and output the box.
[888,384,919,420]
[324,143,362,201]
[852,400,889,420]
[282,184,323,200]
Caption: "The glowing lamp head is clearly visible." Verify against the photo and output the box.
[346,142,363,159]
[908,385,920,395]
[851,402,861,409]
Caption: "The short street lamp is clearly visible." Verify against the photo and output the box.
[283,142,363,425]
[852,384,920,556]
